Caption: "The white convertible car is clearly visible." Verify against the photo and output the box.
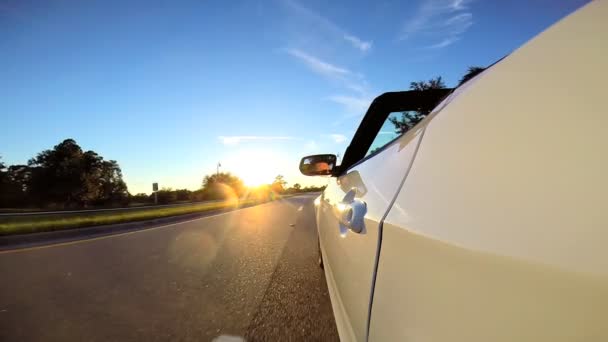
[299,1,608,341]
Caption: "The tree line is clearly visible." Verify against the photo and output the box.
[0,139,128,209]
[0,139,325,209]
[137,174,325,205]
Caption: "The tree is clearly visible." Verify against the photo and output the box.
[0,156,6,196]
[389,110,428,134]
[390,77,448,134]
[0,161,31,207]
[202,172,245,199]
[190,189,207,202]
[409,76,446,91]
[174,189,192,201]
[79,151,128,206]
[271,175,287,193]
[130,193,150,203]
[154,187,177,204]
[302,185,326,192]
[390,66,485,135]
[27,139,85,207]
[0,139,129,208]
[284,183,302,194]
[9,165,42,206]
[97,159,128,205]
[458,66,486,86]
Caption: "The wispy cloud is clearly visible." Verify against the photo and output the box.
[325,134,348,143]
[327,95,372,116]
[285,48,351,80]
[283,0,372,52]
[400,0,473,49]
[219,136,294,145]
[425,36,460,49]
[285,48,372,117]
[343,34,372,52]
[280,0,375,118]
[304,140,318,151]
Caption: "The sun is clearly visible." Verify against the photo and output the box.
[223,149,281,187]
[241,167,270,187]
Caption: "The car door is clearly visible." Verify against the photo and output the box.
[317,90,451,341]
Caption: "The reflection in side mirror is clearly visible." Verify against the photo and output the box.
[299,154,337,176]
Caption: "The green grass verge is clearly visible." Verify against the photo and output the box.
[0,199,262,236]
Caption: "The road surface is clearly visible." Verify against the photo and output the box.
[0,194,339,341]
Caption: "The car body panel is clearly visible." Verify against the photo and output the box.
[370,1,608,340]
[370,223,608,341]
[318,125,425,342]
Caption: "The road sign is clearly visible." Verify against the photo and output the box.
[153,183,158,192]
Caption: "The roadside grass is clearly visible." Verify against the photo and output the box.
[0,201,178,214]
[0,198,262,236]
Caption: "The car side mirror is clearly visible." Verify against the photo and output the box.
[299,154,337,176]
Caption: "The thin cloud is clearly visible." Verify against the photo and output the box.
[400,0,474,49]
[281,0,375,118]
[282,0,372,52]
[343,34,372,52]
[286,49,373,116]
[285,48,373,116]
[219,136,294,145]
[345,83,367,95]
[286,48,351,79]
[327,95,372,116]
[304,140,318,151]
[325,134,348,143]
[425,36,460,49]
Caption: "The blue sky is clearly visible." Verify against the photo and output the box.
[0,0,589,194]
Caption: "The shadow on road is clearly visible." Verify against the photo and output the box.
[245,199,339,341]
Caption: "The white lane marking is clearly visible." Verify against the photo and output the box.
[297,205,304,211]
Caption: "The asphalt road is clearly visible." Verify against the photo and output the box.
[0,194,339,342]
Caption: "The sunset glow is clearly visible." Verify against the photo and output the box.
[224,149,284,187]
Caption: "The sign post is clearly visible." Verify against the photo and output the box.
[153,182,159,205]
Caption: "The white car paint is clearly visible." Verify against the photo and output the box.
[370,2,608,341]
[318,125,425,342]
[312,1,608,341]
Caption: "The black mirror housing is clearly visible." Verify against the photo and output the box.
[299,154,337,176]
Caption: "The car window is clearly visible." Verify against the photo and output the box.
[365,111,424,157]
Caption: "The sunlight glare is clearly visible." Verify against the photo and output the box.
[224,149,282,187]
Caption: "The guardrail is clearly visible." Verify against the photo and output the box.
[0,200,222,217]
[0,193,320,217]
